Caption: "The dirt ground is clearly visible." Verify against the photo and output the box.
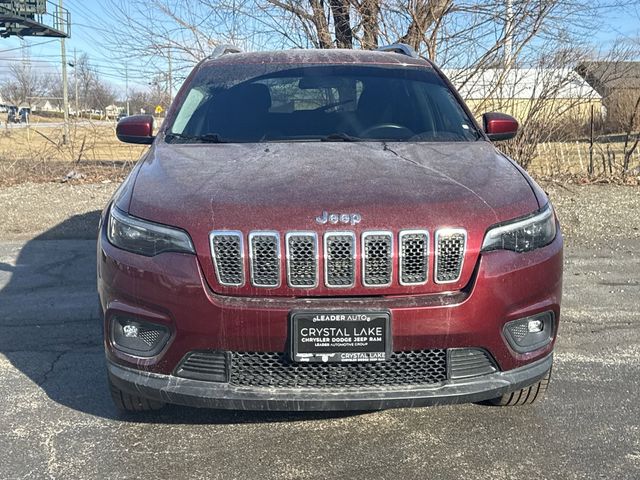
[0,182,116,240]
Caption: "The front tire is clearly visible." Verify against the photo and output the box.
[487,367,552,406]
[109,377,166,412]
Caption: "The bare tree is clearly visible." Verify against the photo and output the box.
[0,61,54,108]
[97,0,634,172]
[576,40,640,176]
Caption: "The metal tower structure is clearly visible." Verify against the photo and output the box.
[1,1,71,142]
[0,0,69,38]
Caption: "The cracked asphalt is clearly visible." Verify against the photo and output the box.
[0,191,639,479]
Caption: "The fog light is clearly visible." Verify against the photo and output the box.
[111,316,170,357]
[528,319,544,333]
[123,324,139,337]
[504,311,554,353]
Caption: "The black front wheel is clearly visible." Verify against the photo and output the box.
[487,367,552,406]
[108,377,166,412]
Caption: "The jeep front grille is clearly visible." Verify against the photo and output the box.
[209,228,468,288]
[324,232,356,287]
[286,232,318,288]
[435,229,467,283]
[249,232,281,288]
[399,230,429,285]
[210,231,244,286]
[362,232,393,287]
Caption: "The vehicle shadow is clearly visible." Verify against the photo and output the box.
[0,211,362,425]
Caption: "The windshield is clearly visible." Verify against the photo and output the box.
[167,64,480,143]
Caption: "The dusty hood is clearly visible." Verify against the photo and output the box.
[130,141,537,228]
[127,140,539,295]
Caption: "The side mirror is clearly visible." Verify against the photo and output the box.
[116,115,155,144]
[483,112,518,141]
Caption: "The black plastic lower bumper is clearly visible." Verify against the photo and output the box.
[108,353,553,411]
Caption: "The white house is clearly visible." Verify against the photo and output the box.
[442,68,603,121]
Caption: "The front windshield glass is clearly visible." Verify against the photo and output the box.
[167,64,479,143]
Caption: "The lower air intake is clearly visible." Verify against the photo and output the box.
[175,351,228,382]
[448,348,497,379]
[229,350,447,389]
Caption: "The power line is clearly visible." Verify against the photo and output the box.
[0,40,58,53]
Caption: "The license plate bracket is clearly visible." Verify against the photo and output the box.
[290,311,391,363]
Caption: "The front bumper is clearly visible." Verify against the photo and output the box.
[108,353,553,411]
[98,219,562,410]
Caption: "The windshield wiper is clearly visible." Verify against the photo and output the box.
[165,132,227,144]
[320,132,362,142]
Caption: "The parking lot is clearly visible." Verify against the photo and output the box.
[0,184,638,479]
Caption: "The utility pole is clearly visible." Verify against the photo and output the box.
[504,0,513,68]
[73,48,78,119]
[167,47,173,104]
[125,63,130,116]
[59,0,70,144]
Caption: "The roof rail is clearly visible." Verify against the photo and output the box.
[209,44,243,59]
[376,43,419,59]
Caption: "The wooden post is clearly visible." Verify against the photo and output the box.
[576,141,584,172]
[589,104,594,176]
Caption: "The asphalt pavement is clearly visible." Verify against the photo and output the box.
[0,225,638,479]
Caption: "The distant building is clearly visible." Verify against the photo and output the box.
[32,100,62,113]
[106,104,124,119]
[443,68,602,123]
[575,61,640,130]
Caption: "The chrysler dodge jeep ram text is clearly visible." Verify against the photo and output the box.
[100,44,562,412]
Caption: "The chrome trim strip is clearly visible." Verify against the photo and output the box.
[434,228,467,284]
[398,229,429,286]
[323,231,356,288]
[209,230,245,287]
[361,230,393,288]
[248,231,281,288]
[285,231,319,289]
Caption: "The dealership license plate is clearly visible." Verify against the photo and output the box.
[290,311,391,363]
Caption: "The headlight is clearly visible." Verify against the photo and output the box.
[107,206,194,256]
[481,204,556,253]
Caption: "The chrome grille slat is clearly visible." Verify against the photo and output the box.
[399,230,429,285]
[286,232,318,288]
[210,228,467,289]
[249,232,281,288]
[362,231,393,287]
[435,229,467,284]
[210,231,244,287]
[324,232,356,288]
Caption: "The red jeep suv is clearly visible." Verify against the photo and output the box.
[100,45,562,412]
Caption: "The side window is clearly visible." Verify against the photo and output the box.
[172,88,206,134]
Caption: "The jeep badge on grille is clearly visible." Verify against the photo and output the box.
[316,211,362,226]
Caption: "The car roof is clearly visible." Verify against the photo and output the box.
[201,48,432,68]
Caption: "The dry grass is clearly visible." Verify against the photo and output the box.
[0,120,147,186]
[1,121,638,186]
[526,141,640,184]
